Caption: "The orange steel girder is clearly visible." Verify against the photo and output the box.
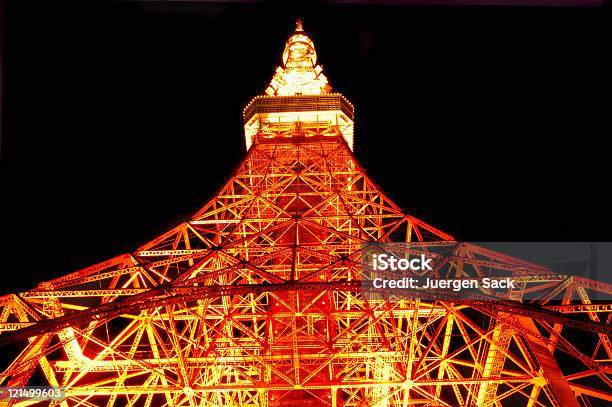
[0,138,611,407]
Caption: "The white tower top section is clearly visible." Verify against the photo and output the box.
[265,20,331,96]
[243,21,354,151]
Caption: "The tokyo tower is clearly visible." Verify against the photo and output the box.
[1,21,611,407]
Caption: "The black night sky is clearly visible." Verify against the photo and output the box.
[1,1,609,294]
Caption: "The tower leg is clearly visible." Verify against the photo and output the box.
[518,317,580,407]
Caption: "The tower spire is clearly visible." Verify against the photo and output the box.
[266,20,330,96]
[243,21,354,151]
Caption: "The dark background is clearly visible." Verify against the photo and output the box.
[1,1,609,293]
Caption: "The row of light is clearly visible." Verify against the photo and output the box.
[242,92,355,118]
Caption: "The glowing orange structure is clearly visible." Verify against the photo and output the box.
[1,21,611,407]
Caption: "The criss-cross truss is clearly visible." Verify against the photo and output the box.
[1,21,611,407]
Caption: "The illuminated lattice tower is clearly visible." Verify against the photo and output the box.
[1,21,611,407]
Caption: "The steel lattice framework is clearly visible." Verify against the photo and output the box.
[1,21,611,407]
